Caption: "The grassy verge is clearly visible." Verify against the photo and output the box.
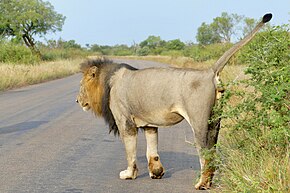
[0,59,82,91]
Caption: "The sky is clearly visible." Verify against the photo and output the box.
[45,0,289,46]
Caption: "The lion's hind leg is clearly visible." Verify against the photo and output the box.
[144,127,165,179]
[183,102,218,190]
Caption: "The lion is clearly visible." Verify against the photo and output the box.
[76,14,272,190]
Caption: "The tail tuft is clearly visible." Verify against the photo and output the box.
[262,13,272,23]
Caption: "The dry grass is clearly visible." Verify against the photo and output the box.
[0,59,82,91]
[217,131,290,192]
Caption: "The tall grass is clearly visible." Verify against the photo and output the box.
[0,59,82,91]
[218,129,290,192]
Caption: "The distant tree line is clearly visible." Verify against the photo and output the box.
[86,12,259,59]
[0,0,269,64]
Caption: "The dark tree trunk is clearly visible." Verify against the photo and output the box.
[22,34,42,59]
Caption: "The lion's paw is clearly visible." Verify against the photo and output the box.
[119,168,138,180]
[149,168,164,179]
[148,156,165,179]
[194,181,211,190]
[194,174,212,190]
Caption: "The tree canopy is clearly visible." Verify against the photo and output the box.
[196,22,221,45]
[196,12,256,45]
[0,0,65,56]
[139,35,165,49]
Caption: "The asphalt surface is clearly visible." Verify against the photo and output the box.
[0,59,205,193]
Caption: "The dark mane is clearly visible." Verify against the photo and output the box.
[82,58,138,136]
[80,58,114,72]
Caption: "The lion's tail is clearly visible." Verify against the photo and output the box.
[212,13,272,75]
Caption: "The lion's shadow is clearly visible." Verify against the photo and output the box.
[137,151,200,179]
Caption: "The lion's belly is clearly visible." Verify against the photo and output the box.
[132,111,184,128]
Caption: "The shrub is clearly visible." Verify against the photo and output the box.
[166,39,185,50]
[218,25,290,192]
[40,48,88,61]
[0,41,40,64]
[136,46,150,56]
[183,43,232,62]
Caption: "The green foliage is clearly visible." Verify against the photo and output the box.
[111,45,135,56]
[40,48,88,61]
[211,12,239,42]
[219,25,290,192]
[0,0,65,55]
[0,41,40,64]
[166,39,185,50]
[43,39,82,50]
[196,12,253,45]
[243,17,257,37]
[184,43,232,62]
[139,35,165,49]
[136,46,150,56]
[196,22,221,45]
[89,44,134,56]
[37,38,87,61]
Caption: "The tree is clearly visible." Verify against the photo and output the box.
[210,12,242,42]
[196,22,221,45]
[139,35,163,49]
[136,46,150,56]
[0,0,65,57]
[166,39,185,50]
[196,12,248,44]
[242,17,257,37]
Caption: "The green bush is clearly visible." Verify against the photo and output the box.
[136,46,150,56]
[41,48,88,61]
[0,41,40,64]
[112,46,134,56]
[166,39,185,50]
[183,43,232,62]
[219,25,290,192]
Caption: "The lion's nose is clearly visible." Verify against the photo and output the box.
[76,99,79,103]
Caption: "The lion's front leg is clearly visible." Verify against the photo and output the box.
[119,133,138,180]
[144,127,165,179]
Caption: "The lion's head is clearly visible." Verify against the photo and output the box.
[76,59,108,116]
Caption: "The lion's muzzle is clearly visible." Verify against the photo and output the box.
[76,98,90,111]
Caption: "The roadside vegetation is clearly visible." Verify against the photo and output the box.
[0,59,81,91]
[216,25,290,192]
[1,1,289,192]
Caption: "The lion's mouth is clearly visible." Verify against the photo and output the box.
[76,99,90,111]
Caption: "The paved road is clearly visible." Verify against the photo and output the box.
[0,59,205,193]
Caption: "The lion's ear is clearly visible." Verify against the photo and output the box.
[89,66,98,78]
